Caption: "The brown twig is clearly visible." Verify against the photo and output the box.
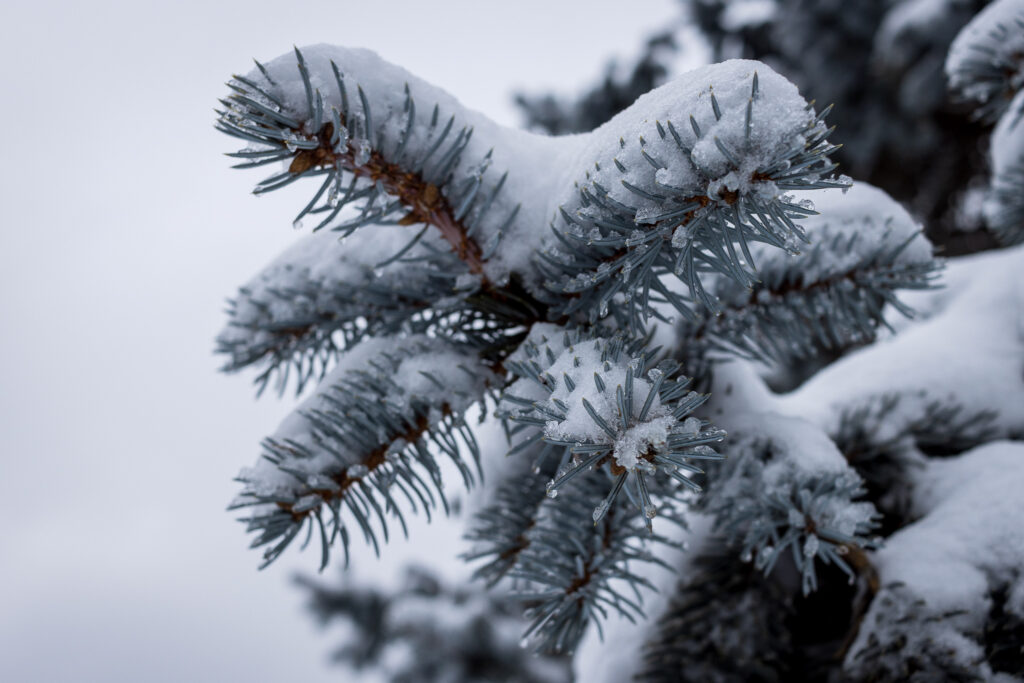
[288,122,486,276]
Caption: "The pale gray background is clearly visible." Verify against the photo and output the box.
[0,0,679,680]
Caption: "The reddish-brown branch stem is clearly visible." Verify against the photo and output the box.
[277,406,451,521]
[288,122,486,276]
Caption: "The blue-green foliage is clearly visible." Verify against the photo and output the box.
[213,44,941,658]
[217,229,467,395]
[947,0,1024,246]
[698,416,879,595]
[218,49,517,244]
[499,328,725,529]
[681,217,940,365]
[510,473,687,654]
[539,74,847,329]
[230,336,492,569]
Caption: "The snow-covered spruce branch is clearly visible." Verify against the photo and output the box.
[215,43,873,651]
[844,442,1024,680]
[946,0,1024,123]
[832,393,999,525]
[217,47,846,325]
[678,184,939,365]
[697,414,880,596]
[480,327,720,653]
[218,48,508,277]
[217,225,469,394]
[499,327,725,529]
[509,473,687,655]
[230,336,495,568]
[537,70,848,328]
[773,245,1024,447]
[947,0,1024,245]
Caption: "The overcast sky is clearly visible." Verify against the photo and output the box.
[0,1,681,680]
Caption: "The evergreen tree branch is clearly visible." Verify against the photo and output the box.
[230,335,495,568]
[217,224,470,393]
[537,65,848,327]
[946,0,1024,123]
[511,472,687,655]
[679,183,940,366]
[462,456,554,587]
[698,414,880,595]
[499,326,725,530]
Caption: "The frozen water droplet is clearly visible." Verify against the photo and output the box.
[354,138,372,166]
[636,460,656,474]
[803,535,819,558]
[546,487,558,499]
[740,549,752,562]
[292,219,303,230]
[644,504,658,519]
[592,501,609,522]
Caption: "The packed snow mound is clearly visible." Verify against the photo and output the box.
[777,244,1024,441]
[846,441,1024,681]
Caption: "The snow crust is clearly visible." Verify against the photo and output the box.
[717,412,852,486]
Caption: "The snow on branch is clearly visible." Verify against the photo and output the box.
[984,89,1024,246]
[216,45,563,287]
[498,325,725,531]
[946,0,1024,122]
[217,224,471,394]
[844,441,1024,680]
[679,183,939,364]
[699,413,880,595]
[217,48,845,323]
[777,244,1024,446]
[511,472,687,655]
[230,335,495,568]
[538,61,848,326]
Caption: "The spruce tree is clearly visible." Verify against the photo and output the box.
[213,2,1024,679]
